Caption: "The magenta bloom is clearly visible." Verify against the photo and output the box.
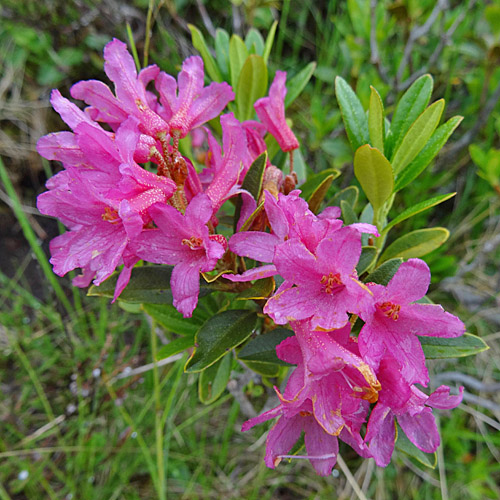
[264,228,374,330]
[365,356,463,466]
[358,259,465,386]
[131,194,226,317]
[72,39,168,137]
[156,56,234,138]
[254,71,299,152]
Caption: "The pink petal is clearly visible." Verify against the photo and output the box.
[36,132,84,166]
[170,262,202,317]
[365,404,396,467]
[397,407,440,453]
[304,418,339,476]
[229,231,280,262]
[222,265,277,282]
[426,385,464,410]
[265,414,303,469]
[386,258,430,304]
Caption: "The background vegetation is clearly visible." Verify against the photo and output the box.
[1,0,499,498]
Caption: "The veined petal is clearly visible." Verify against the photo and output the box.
[386,258,430,304]
[264,414,303,469]
[171,262,201,317]
[304,418,339,476]
[222,265,277,282]
[229,231,280,262]
[398,407,439,453]
[426,385,464,410]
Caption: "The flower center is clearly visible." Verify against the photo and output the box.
[299,410,312,417]
[320,272,342,294]
[101,207,120,224]
[378,301,401,320]
[182,236,203,250]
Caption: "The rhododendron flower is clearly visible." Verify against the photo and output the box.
[73,39,168,136]
[131,194,226,317]
[358,258,465,386]
[365,356,464,466]
[156,56,234,138]
[254,71,299,152]
[264,229,374,330]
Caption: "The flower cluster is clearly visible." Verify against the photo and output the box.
[37,39,297,317]
[227,191,465,475]
[38,38,466,476]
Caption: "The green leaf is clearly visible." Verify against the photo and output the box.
[387,74,433,159]
[242,360,280,377]
[335,76,369,151]
[394,116,463,191]
[142,303,202,336]
[88,266,206,304]
[356,246,377,275]
[391,99,445,175]
[236,55,268,121]
[236,277,275,300]
[340,199,358,225]
[285,62,317,108]
[245,28,265,55]
[263,21,278,64]
[199,352,232,404]
[382,193,456,235]
[234,152,267,231]
[229,34,249,87]
[188,24,222,82]
[299,168,340,200]
[363,258,403,285]
[215,28,230,79]
[157,334,195,360]
[420,333,489,359]
[328,186,359,209]
[241,151,267,200]
[307,174,336,214]
[354,145,394,214]
[379,228,449,263]
[185,310,258,372]
[238,328,294,365]
[368,86,385,153]
[238,201,264,232]
[396,425,437,469]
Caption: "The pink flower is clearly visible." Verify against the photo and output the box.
[365,356,463,466]
[264,228,374,330]
[73,39,168,137]
[131,194,226,317]
[358,259,465,386]
[156,56,234,138]
[254,71,299,152]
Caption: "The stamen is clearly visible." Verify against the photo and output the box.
[320,272,342,294]
[101,207,120,224]
[182,236,203,249]
[378,301,401,320]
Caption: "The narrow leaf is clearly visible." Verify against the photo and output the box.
[285,62,317,108]
[263,21,278,64]
[229,34,248,87]
[368,86,384,153]
[363,258,403,285]
[188,24,222,82]
[340,199,358,225]
[234,152,267,231]
[420,333,489,359]
[157,334,195,360]
[245,28,265,55]
[242,360,280,377]
[379,228,449,263]
[236,277,275,300]
[382,193,456,235]
[391,99,445,174]
[396,425,437,469]
[387,74,433,158]
[328,186,359,209]
[238,328,294,365]
[299,168,340,200]
[354,145,394,213]
[199,353,232,404]
[335,76,369,151]
[185,310,258,372]
[236,55,268,121]
[307,174,335,214]
[356,246,377,275]
[215,28,230,80]
[143,303,202,336]
[238,201,264,232]
[394,116,463,191]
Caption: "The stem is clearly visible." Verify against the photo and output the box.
[151,320,165,500]
[289,150,294,174]
[144,0,155,67]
